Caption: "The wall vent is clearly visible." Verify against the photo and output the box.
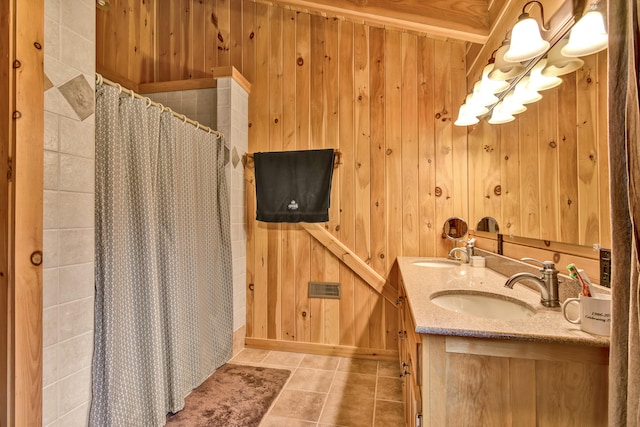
[308,282,341,299]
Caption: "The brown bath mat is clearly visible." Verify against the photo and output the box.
[165,363,291,427]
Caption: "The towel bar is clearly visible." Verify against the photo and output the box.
[243,149,342,169]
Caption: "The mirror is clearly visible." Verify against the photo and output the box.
[476,217,500,234]
[468,47,609,248]
[466,0,610,249]
[443,217,469,241]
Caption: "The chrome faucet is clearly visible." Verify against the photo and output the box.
[448,238,475,263]
[504,258,560,307]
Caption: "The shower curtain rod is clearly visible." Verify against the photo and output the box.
[95,73,224,140]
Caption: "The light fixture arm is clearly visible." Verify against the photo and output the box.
[521,0,550,31]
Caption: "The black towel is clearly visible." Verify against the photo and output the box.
[254,149,335,223]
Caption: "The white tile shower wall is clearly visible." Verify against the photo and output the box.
[43,0,95,425]
[216,77,248,335]
[146,88,217,129]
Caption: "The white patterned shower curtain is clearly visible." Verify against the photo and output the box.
[90,85,233,426]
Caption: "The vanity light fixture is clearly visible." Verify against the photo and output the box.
[562,2,608,57]
[504,1,550,63]
[472,81,499,106]
[454,104,480,126]
[541,39,585,76]
[488,102,515,124]
[512,77,543,104]
[464,94,490,116]
[528,60,563,90]
[479,52,511,93]
[454,0,608,127]
[490,38,527,81]
[502,91,528,114]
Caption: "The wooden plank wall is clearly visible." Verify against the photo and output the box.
[241,7,467,352]
[468,50,610,249]
[96,0,468,355]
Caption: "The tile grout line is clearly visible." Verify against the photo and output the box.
[315,356,341,426]
[372,361,380,427]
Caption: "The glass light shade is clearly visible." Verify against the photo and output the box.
[488,102,515,124]
[481,63,510,93]
[465,94,489,116]
[502,92,528,114]
[504,15,550,62]
[472,81,499,106]
[528,60,562,91]
[512,77,542,104]
[454,104,480,126]
[490,43,527,80]
[562,10,608,57]
[542,39,584,76]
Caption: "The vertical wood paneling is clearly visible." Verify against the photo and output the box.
[519,103,540,239]
[500,121,521,237]
[169,1,182,80]
[433,40,454,256]
[369,27,386,276]
[356,23,376,349]
[252,2,270,338]
[538,91,559,241]
[323,17,341,345]
[8,0,45,423]
[180,0,192,79]
[354,23,371,264]
[576,55,600,246]
[204,0,218,76]
[230,0,244,71]
[294,12,311,343]
[156,0,171,80]
[267,6,283,340]
[451,41,468,223]
[308,14,326,344]
[243,0,256,338]
[217,0,231,66]
[418,37,437,256]
[128,1,141,82]
[384,31,402,276]
[558,74,579,244]
[339,21,356,347]
[281,9,297,341]
[242,0,256,82]
[401,33,419,257]
[483,125,501,222]
[596,51,610,248]
[190,0,206,78]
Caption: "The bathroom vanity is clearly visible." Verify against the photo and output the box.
[397,257,609,427]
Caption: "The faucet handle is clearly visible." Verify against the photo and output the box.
[520,258,555,270]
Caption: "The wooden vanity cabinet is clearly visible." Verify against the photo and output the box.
[398,273,610,427]
[397,278,422,427]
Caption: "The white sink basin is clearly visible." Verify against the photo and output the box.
[412,259,460,268]
[430,291,536,320]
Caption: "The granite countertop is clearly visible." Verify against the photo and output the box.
[397,256,610,347]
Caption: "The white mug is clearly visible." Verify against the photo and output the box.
[562,294,611,336]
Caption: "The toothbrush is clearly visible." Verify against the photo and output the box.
[577,268,597,297]
[566,264,593,297]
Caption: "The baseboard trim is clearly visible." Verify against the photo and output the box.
[244,337,399,361]
[233,326,246,357]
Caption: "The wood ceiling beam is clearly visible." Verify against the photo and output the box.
[255,0,492,43]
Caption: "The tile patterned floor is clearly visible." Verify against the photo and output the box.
[230,349,405,427]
